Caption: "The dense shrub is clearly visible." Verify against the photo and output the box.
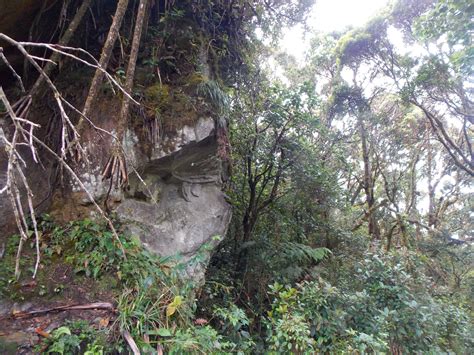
[263,253,473,354]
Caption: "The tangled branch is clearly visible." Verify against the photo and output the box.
[0,32,136,277]
[0,88,41,279]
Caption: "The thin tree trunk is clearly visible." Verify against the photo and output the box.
[358,114,380,241]
[117,0,148,141]
[237,206,256,277]
[100,0,148,191]
[30,0,93,95]
[427,130,436,228]
[78,0,130,132]
[385,224,397,251]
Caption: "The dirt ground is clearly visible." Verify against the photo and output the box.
[0,259,117,354]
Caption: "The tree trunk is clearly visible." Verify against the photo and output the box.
[236,206,257,278]
[30,0,93,95]
[117,0,148,141]
[78,0,130,132]
[358,114,380,241]
[427,131,436,228]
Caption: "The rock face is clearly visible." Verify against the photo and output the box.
[1,109,231,282]
[58,112,231,281]
[1,89,230,283]
[117,131,231,279]
[0,2,232,283]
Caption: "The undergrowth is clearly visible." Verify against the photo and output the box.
[3,215,238,354]
[3,214,472,354]
[34,320,107,355]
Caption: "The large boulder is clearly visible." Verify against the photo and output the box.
[50,107,231,282]
[117,130,231,279]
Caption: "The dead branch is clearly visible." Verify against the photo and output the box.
[0,33,84,161]
[123,330,140,355]
[101,149,128,188]
[0,48,25,92]
[10,302,114,319]
[0,87,41,279]
[21,42,138,105]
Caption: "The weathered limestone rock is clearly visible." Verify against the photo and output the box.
[153,117,215,159]
[62,112,231,281]
[1,102,230,283]
[117,134,231,279]
[0,3,231,284]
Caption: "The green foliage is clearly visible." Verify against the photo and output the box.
[266,281,344,353]
[415,0,474,47]
[116,301,235,353]
[162,325,233,354]
[8,216,236,353]
[0,234,21,299]
[279,243,331,269]
[43,217,164,286]
[267,313,315,353]
[196,78,229,113]
[213,304,255,352]
[144,84,170,109]
[45,219,227,353]
[263,253,473,354]
[39,320,106,355]
[245,238,331,283]
[115,271,198,352]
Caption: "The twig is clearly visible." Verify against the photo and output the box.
[0,87,41,279]
[0,48,25,92]
[0,33,85,161]
[22,42,139,105]
[123,330,141,355]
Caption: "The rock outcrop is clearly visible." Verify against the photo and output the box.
[117,126,231,279]
[51,106,231,281]
[0,1,232,282]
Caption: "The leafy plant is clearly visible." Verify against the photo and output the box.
[39,320,106,355]
[162,325,233,354]
[196,79,229,112]
[42,217,170,286]
[213,304,255,352]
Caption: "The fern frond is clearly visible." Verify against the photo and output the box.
[279,242,331,264]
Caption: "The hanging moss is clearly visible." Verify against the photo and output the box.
[144,84,170,109]
[185,72,209,87]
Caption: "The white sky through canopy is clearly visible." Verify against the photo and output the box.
[281,0,391,60]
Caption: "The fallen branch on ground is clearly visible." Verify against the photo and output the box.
[9,302,115,319]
